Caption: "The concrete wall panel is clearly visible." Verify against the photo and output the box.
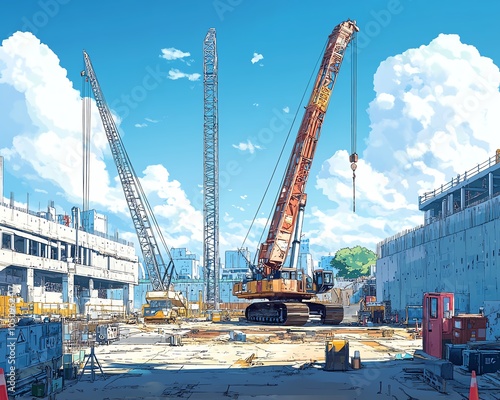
[377,196,500,339]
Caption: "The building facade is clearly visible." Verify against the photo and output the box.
[0,156,138,316]
[376,153,500,339]
[171,248,200,279]
[221,248,250,281]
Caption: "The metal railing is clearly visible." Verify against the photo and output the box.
[0,201,133,246]
[419,152,500,205]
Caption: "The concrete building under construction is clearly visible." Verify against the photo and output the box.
[376,152,500,339]
[0,158,139,318]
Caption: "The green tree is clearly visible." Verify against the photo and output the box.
[331,246,376,279]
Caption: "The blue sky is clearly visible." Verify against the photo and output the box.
[1,0,500,268]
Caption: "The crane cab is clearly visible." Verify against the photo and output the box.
[313,269,334,294]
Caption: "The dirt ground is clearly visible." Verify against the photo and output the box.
[16,319,500,399]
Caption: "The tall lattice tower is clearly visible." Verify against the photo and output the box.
[203,28,220,310]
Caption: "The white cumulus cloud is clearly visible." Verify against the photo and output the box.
[160,47,190,61]
[232,140,262,154]
[0,32,203,255]
[139,164,203,247]
[308,33,500,255]
[0,31,121,211]
[167,68,201,81]
[366,33,500,176]
[375,93,395,110]
[251,52,264,64]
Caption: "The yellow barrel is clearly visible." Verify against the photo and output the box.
[211,313,221,322]
[325,339,349,371]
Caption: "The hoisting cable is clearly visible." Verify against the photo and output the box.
[239,37,329,267]
[349,32,358,213]
[81,59,91,214]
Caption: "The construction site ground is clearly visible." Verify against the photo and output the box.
[19,318,500,400]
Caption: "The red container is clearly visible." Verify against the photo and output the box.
[451,315,487,344]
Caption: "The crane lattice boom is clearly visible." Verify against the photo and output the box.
[203,28,220,309]
[82,51,174,292]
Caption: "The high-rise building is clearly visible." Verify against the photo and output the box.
[297,239,315,276]
[171,248,200,279]
[318,255,338,275]
[221,248,250,281]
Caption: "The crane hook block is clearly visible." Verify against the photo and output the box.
[349,153,358,163]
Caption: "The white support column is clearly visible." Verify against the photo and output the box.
[461,187,466,209]
[21,268,34,302]
[448,194,454,215]
[89,278,97,299]
[62,273,74,303]
[489,172,494,197]
[123,284,134,314]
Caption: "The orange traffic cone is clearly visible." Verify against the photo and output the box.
[469,370,479,400]
[0,368,8,400]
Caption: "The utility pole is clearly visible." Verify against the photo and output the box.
[203,28,220,310]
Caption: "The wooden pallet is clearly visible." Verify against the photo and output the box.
[423,368,447,393]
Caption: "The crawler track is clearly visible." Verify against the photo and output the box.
[306,302,344,325]
[245,302,309,326]
[244,302,344,326]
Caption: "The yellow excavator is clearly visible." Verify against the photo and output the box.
[141,289,187,323]
[233,19,359,326]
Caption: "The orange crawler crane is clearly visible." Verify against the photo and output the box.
[233,19,359,326]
